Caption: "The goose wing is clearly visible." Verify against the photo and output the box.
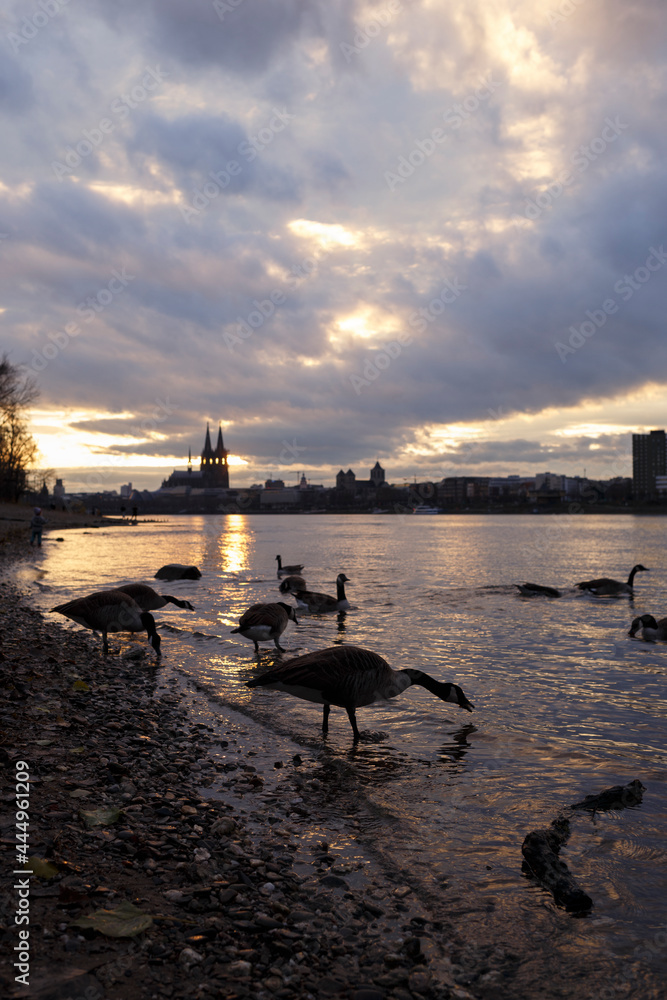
[237,602,287,628]
[576,577,617,590]
[51,589,142,630]
[247,645,388,703]
[117,583,162,609]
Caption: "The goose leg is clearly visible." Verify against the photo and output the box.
[253,640,260,654]
[102,632,109,655]
[322,704,330,734]
[345,706,361,741]
[274,639,286,652]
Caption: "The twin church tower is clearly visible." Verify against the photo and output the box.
[162,423,229,490]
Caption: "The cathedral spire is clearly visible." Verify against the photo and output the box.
[215,423,225,454]
[202,422,213,457]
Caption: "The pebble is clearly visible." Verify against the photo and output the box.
[178,947,204,966]
[0,572,502,1000]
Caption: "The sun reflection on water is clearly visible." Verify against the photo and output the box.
[217,515,252,575]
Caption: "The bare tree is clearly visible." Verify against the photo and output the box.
[0,355,40,502]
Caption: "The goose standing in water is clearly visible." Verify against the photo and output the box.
[246,644,474,740]
[576,564,649,596]
[292,573,351,612]
[50,590,161,656]
[278,575,307,595]
[231,602,298,653]
[516,583,561,598]
[275,555,305,577]
[628,614,667,641]
[116,583,195,611]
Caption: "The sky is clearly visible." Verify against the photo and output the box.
[2,0,666,492]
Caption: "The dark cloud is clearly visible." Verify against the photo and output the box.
[2,0,666,487]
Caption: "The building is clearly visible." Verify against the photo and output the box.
[633,430,666,499]
[161,423,230,491]
[335,462,385,491]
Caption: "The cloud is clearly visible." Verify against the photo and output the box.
[3,0,667,489]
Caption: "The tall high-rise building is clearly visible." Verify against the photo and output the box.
[632,429,666,498]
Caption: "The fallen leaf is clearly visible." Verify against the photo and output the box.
[26,857,59,878]
[71,901,153,937]
[79,807,121,829]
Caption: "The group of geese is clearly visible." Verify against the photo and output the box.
[230,555,474,740]
[518,562,667,640]
[51,558,660,742]
[50,583,195,657]
[50,555,474,742]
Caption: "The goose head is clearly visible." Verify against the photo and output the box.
[628,614,658,637]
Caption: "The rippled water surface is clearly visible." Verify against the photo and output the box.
[30,514,667,998]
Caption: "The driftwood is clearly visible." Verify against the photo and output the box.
[521,817,593,912]
[571,779,645,814]
[521,779,646,914]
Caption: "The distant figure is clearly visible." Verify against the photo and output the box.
[131,506,138,524]
[120,505,126,519]
[30,507,47,547]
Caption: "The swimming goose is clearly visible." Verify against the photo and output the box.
[576,564,649,596]
[516,583,561,598]
[246,644,474,740]
[50,589,161,656]
[278,575,307,595]
[292,573,351,612]
[628,614,667,641]
[231,601,298,653]
[117,583,195,611]
[275,555,305,577]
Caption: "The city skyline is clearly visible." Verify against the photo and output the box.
[3,2,666,492]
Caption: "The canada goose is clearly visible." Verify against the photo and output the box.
[278,575,307,595]
[628,614,667,641]
[246,644,474,740]
[50,589,161,656]
[231,601,298,653]
[292,573,351,612]
[576,564,649,596]
[516,583,561,598]
[275,555,305,577]
[117,583,195,611]
[154,563,201,581]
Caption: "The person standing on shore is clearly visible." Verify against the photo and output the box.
[29,507,47,547]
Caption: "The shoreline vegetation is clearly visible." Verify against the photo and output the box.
[0,512,496,1000]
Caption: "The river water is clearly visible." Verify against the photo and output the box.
[27,513,667,998]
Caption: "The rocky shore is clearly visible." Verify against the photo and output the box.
[0,544,493,1000]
